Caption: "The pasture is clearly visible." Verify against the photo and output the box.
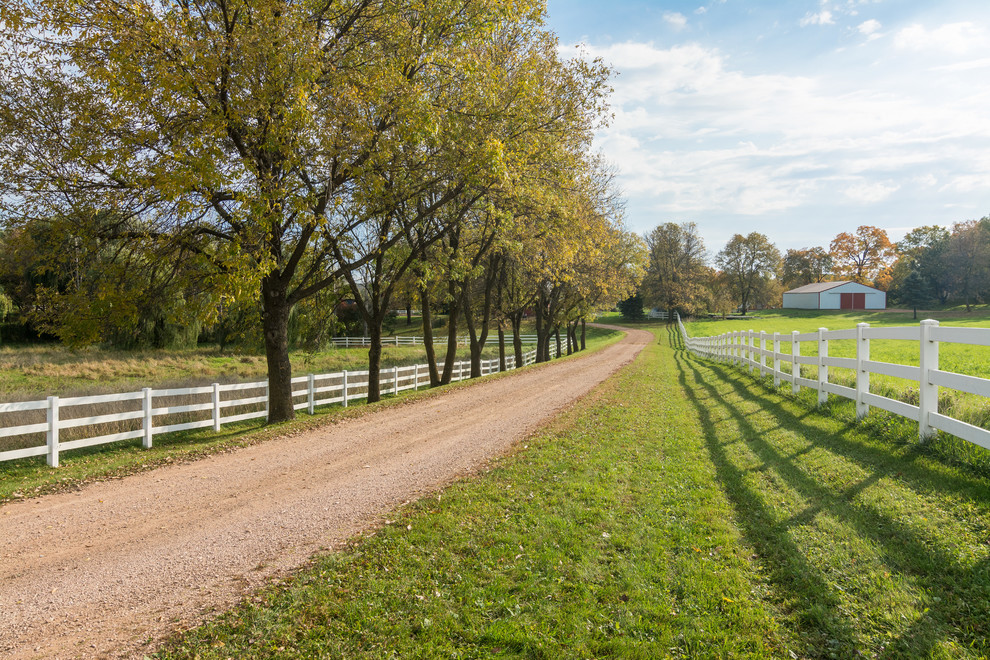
[0,326,618,503]
[684,309,990,436]
[684,309,990,381]
[0,342,507,401]
[155,322,990,659]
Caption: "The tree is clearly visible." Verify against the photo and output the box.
[895,225,950,304]
[898,270,932,320]
[829,226,896,286]
[945,218,990,311]
[0,0,586,421]
[781,247,832,289]
[641,222,707,316]
[702,268,735,318]
[716,233,781,315]
[617,293,645,321]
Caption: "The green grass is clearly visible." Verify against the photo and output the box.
[685,309,990,380]
[685,309,990,434]
[155,322,990,658]
[0,327,621,505]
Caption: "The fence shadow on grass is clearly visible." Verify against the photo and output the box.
[668,325,990,656]
[666,325,990,506]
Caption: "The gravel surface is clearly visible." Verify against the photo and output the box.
[0,326,650,659]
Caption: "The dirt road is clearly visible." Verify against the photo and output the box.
[0,326,651,659]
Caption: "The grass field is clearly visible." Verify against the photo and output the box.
[685,308,990,377]
[0,326,618,506]
[0,323,535,401]
[683,309,990,434]
[154,322,990,659]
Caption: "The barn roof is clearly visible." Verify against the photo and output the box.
[783,281,853,294]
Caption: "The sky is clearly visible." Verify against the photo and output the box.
[544,0,990,255]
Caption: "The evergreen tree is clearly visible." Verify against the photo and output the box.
[617,293,646,321]
[899,270,932,320]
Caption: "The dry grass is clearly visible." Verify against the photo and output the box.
[0,341,516,455]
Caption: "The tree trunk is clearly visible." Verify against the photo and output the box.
[462,293,483,378]
[554,326,562,359]
[535,298,549,363]
[261,277,295,423]
[580,318,586,351]
[406,302,412,325]
[511,313,524,368]
[419,286,441,387]
[498,325,506,372]
[367,321,383,403]
[440,294,460,385]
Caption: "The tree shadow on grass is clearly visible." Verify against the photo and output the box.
[669,326,990,657]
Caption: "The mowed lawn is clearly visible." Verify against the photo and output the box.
[157,324,990,659]
[685,308,990,380]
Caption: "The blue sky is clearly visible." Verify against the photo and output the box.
[545,0,990,254]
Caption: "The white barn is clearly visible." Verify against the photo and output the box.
[782,281,886,310]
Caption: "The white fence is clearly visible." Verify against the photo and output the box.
[329,335,539,348]
[676,314,990,450]
[0,350,538,468]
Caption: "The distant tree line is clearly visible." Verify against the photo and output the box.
[631,216,990,318]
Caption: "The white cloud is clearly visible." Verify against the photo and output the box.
[568,39,990,239]
[845,181,901,203]
[663,12,687,30]
[929,57,990,73]
[857,19,882,37]
[800,11,834,27]
[894,22,987,55]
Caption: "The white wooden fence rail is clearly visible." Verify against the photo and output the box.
[329,335,539,348]
[676,313,990,450]
[0,350,539,468]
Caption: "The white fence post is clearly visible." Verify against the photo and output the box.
[773,332,781,387]
[414,364,420,391]
[748,330,755,373]
[143,387,154,448]
[308,374,316,415]
[791,331,800,394]
[212,382,221,431]
[394,365,399,395]
[856,323,870,420]
[760,331,767,377]
[817,327,828,406]
[342,370,349,408]
[46,395,59,468]
[919,319,939,441]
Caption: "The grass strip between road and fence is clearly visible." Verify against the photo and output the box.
[155,323,990,658]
